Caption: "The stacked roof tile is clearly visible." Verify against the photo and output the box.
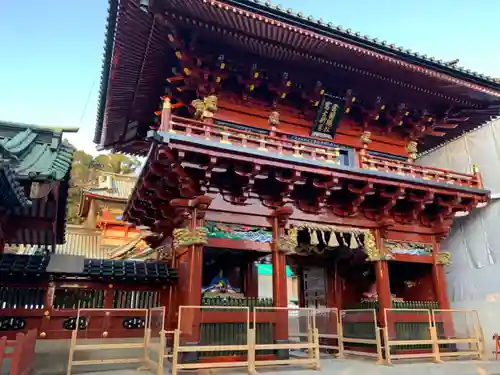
[0,121,76,245]
[0,253,177,284]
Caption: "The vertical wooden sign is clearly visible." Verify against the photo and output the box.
[311,94,345,139]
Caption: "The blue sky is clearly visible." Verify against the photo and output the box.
[1,0,498,155]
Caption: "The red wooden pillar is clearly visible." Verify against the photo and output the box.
[325,264,342,347]
[431,240,451,310]
[373,229,392,327]
[432,264,450,309]
[269,207,292,345]
[171,196,212,346]
[374,260,392,326]
[162,236,177,330]
[432,238,454,337]
[244,262,259,298]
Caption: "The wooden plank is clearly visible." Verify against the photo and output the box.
[342,338,376,345]
[439,351,480,357]
[254,343,314,350]
[387,340,433,346]
[177,361,249,370]
[254,358,314,366]
[343,350,378,358]
[391,353,435,359]
[74,343,144,351]
[71,358,142,366]
[177,345,248,353]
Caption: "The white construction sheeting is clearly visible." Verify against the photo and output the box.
[418,118,500,196]
[417,117,500,354]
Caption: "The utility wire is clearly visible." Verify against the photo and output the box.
[78,79,96,126]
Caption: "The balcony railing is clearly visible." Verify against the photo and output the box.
[359,151,483,188]
[158,111,483,190]
[168,115,343,163]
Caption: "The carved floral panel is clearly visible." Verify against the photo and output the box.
[206,221,272,243]
[384,240,433,256]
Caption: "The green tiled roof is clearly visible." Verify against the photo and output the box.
[0,121,77,246]
[0,122,76,182]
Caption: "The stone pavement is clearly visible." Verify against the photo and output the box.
[59,358,500,375]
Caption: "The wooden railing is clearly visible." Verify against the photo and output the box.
[168,115,343,164]
[160,115,483,189]
[348,300,441,350]
[199,297,275,358]
[359,150,483,189]
[0,329,37,375]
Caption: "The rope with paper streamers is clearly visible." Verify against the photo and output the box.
[284,223,379,259]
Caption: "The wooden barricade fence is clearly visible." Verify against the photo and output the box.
[143,307,175,375]
[431,309,484,360]
[171,305,251,375]
[314,307,340,354]
[66,308,150,375]
[138,306,485,373]
[0,329,37,375]
[338,309,383,363]
[383,308,440,364]
[250,307,320,372]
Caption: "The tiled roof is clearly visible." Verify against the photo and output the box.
[4,226,105,258]
[0,254,50,282]
[95,0,119,144]
[0,122,76,211]
[228,0,499,84]
[0,121,77,246]
[0,164,29,210]
[55,227,106,258]
[82,258,177,283]
[5,225,154,261]
[0,253,177,284]
[95,0,500,152]
[83,173,137,200]
[0,121,76,182]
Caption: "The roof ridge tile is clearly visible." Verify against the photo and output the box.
[246,0,498,83]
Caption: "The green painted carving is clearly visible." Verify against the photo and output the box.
[384,240,432,256]
[206,221,272,243]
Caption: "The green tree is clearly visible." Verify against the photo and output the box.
[94,154,141,175]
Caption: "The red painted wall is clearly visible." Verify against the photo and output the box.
[216,98,408,156]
